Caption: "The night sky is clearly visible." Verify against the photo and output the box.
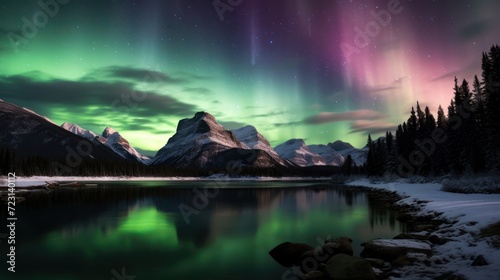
[1,0,499,155]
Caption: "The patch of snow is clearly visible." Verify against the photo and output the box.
[61,123,150,164]
[347,179,500,279]
[369,239,431,250]
[275,139,326,166]
[101,127,150,164]
[309,144,344,166]
[22,107,58,125]
[232,125,284,164]
[61,122,98,140]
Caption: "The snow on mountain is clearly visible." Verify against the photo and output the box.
[151,112,286,169]
[231,125,287,165]
[328,140,355,152]
[60,123,150,164]
[328,140,367,166]
[101,127,150,164]
[274,139,326,166]
[61,122,98,140]
[22,107,58,126]
[0,101,123,161]
[308,144,344,166]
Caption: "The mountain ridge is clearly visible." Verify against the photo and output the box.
[0,101,367,170]
[60,122,150,164]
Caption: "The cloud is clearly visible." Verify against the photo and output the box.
[86,66,187,84]
[429,69,463,82]
[349,120,397,134]
[182,87,212,95]
[366,77,405,93]
[303,109,386,125]
[0,70,198,119]
[173,71,212,81]
[429,63,477,82]
[248,110,288,119]
[274,121,301,127]
[368,85,398,93]
[458,20,491,41]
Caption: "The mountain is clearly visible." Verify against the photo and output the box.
[0,100,123,163]
[274,139,326,166]
[231,125,288,165]
[328,140,355,151]
[308,144,344,166]
[1,99,366,172]
[101,127,150,164]
[60,123,150,164]
[151,112,287,169]
[275,139,369,167]
[328,140,368,166]
[61,122,99,141]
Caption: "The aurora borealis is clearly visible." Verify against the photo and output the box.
[1,0,499,155]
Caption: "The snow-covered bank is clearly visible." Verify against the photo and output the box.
[347,179,500,279]
[0,175,332,188]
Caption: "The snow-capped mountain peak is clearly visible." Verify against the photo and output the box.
[327,140,355,152]
[232,125,286,164]
[327,140,367,166]
[274,139,326,166]
[100,127,150,164]
[61,122,98,140]
[152,112,287,169]
[60,123,149,164]
[308,144,344,166]
[102,127,118,138]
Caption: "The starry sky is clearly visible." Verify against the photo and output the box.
[1,0,499,155]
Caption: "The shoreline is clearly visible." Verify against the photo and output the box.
[342,185,451,279]
[0,175,334,188]
[345,180,500,280]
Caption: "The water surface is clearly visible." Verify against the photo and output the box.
[0,181,404,279]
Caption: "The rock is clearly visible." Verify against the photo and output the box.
[411,223,435,232]
[364,258,385,268]
[429,234,441,244]
[471,255,488,266]
[360,239,432,261]
[296,237,354,271]
[269,242,314,267]
[371,267,383,276]
[323,237,354,256]
[435,272,467,280]
[393,233,428,241]
[430,235,451,245]
[300,249,326,272]
[304,270,326,280]
[391,255,413,267]
[325,254,376,280]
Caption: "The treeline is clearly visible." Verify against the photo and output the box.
[1,147,343,177]
[365,45,500,177]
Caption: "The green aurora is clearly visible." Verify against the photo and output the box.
[1,0,499,154]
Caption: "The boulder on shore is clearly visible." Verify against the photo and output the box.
[269,242,314,267]
[325,253,376,280]
[360,239,432,261]
[323,237,354,256]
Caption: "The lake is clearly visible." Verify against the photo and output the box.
[0,181,405,279]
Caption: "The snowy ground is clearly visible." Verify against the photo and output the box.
[0,175,331,187]
[347,179,500,280]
